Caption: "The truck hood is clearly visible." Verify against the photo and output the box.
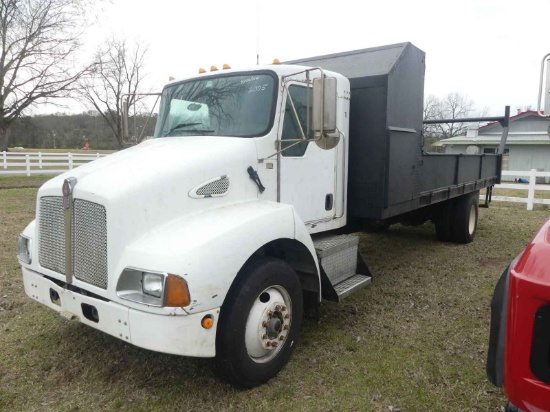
[38,136,260,276]
[41,136,258,199]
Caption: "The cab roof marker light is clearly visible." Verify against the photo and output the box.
[198,68,206,74]
[223,64,231,70]
[168,76,175,81]
[210,66,218,72]
[272,58,280,65]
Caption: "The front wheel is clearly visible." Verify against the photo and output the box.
[213,258,303,388]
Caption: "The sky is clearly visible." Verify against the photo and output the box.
[52,0,550,117]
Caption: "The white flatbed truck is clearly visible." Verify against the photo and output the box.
[17,43,509,387]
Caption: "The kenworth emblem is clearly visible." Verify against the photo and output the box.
[62,177,77,282]
[62,177,77,209]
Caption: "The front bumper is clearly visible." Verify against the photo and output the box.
[22,267,218,357]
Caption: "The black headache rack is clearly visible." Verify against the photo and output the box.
[422,107,510,210]
[287,42,510,220]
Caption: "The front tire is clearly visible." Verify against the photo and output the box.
[213,257,303,388]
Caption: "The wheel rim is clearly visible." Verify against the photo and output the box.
[468,205,476,235]
[244,285,292,363]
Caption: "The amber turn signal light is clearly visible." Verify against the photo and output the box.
[165,274,191,307]
[201,315,214,329]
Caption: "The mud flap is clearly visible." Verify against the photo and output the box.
[487,265,510,387]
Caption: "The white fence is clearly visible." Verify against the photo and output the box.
[488,169,550,210]
[0,151,109,176]
[2,153,549,210]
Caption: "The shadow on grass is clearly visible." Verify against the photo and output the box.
[49,322,226,391]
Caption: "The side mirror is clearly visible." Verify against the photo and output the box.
[121,98,129,141]
[538,53,550,117]
[312,76,339,150]
[312,76,337,133]
[545,57,550,116]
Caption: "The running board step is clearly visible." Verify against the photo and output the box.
[334,274,372,300]
[313,234,373,302]
[313,234,359,285]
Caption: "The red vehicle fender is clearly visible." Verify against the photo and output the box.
[488,217,550,412]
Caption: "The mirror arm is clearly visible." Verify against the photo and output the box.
[120,92,162,145]
[259,67,329,162]
[319,70,325,138]
[260,129,341,162]
[137,94,161,142]
[306,70,310,137]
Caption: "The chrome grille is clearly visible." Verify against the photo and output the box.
[73,199,108,289]
[39,197,65,274]
[196,177,230,197]
[38,197,108,289]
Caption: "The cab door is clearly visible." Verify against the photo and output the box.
[279,84,337,225]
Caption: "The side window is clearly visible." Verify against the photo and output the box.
[281,85,312,157]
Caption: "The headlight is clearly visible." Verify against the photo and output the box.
[17,235,32,264]
[116,268,191,307]
[142,272,164,298]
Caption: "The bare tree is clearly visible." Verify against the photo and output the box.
[79,37,148,148]
[515,104,533,114]
[423,92,475,142]
[0,0,93,151]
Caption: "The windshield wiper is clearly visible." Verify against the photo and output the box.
[177,129,216,135]
[164,122,202,136]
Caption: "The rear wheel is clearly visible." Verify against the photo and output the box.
[450,192,479,244]
[434,200,454,242]
[213,258,303,388]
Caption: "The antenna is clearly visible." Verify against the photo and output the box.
[256,0,260,65]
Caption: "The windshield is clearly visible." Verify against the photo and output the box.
[154,72,277,138]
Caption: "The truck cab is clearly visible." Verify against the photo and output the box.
[18,63,367,388]
[152,64,350,233]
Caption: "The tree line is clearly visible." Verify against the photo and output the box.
[0,0,150,151]
[0,0,518,152]
[8,111,157,150]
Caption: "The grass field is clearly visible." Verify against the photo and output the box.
[493,186,550,201]
[1,178,549,411]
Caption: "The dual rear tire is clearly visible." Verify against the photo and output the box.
[435,192,479,244]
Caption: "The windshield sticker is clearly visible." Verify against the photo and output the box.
[240,77,259,84]
[248,84,270,93]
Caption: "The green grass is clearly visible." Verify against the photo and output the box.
[0,175,52,189]
[1,183,548,411]
[493,186,550,200]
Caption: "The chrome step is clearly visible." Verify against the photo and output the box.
[313,234,359,285]
[334,274,372,300]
